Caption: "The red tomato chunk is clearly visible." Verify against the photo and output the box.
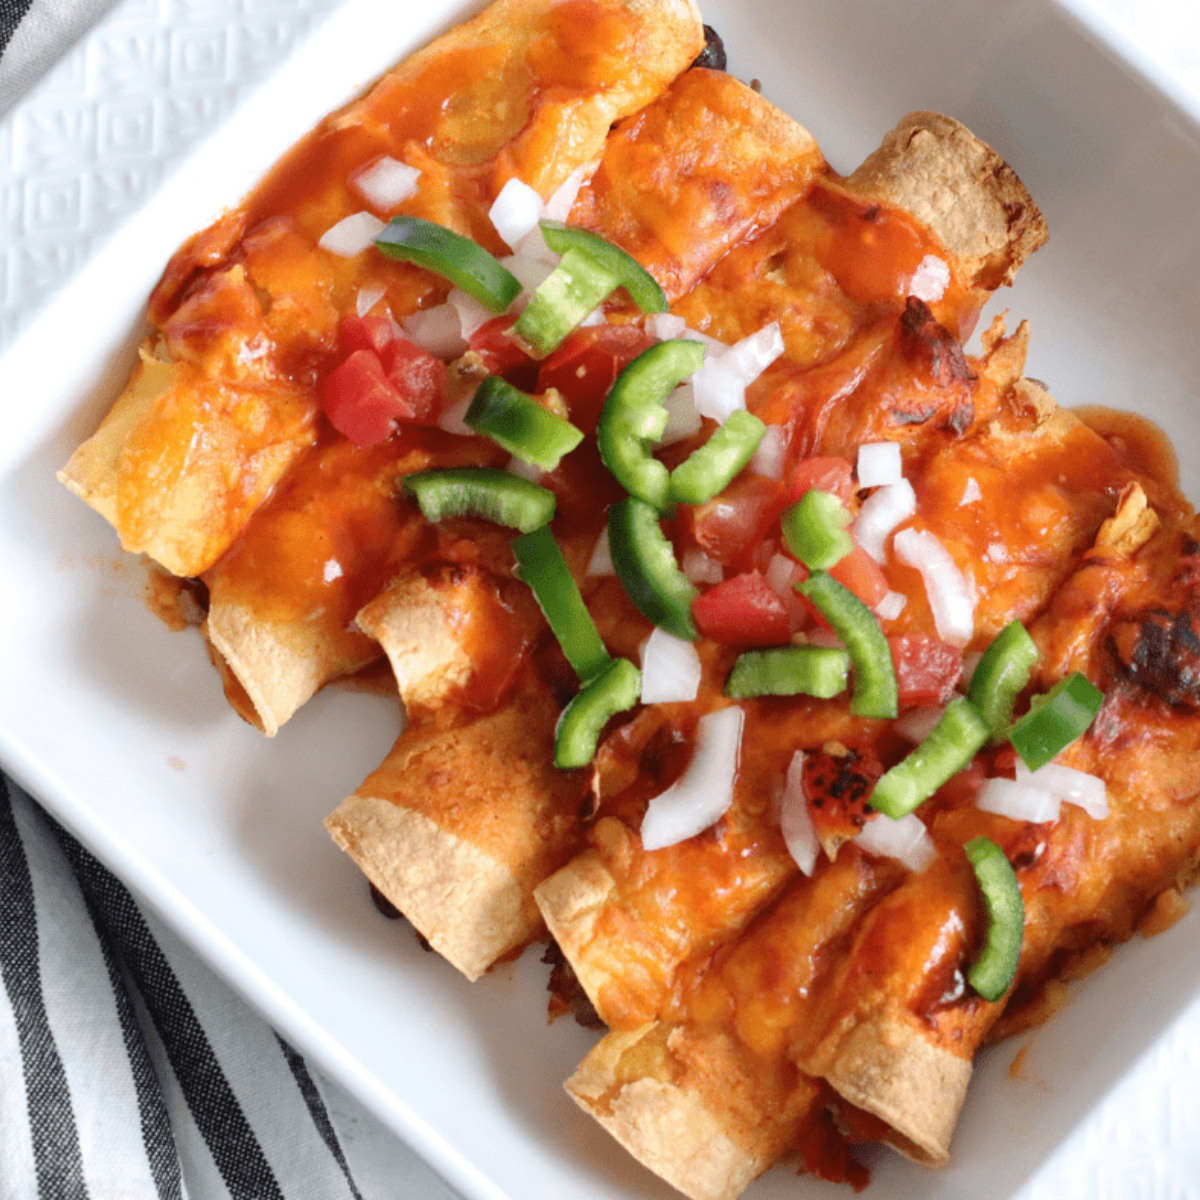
[692,570,794,647]
[889,633,963,707]
[320,319,448,447]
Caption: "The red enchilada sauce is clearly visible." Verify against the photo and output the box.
[131,17,1200,1189]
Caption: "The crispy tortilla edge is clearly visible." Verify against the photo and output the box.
[822,1011,973,1167]
[846,110,1048,290]
[565,1025,768,1200]
[326,792,541,981]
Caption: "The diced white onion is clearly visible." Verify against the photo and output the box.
[489,177,545,249]
[691,356,747,422]
[355,283,388,318]
[752,424,786,480]
[726,321,785,378]
[646,312,688,341]
[640,627,703,704]
[1016,760,1109,820]
[437,393,475,436]
[501,249,558,296]
[909,254,951,303]
[874,590,907,622]
[659,383,702,447]
[351,156,421,211]
[641,706,745,851]
[543,162,592,222]
[803,627,847,651]
[586,527,614,576]
[401,304,467,358]
[960,650,983,689]
[764,552,798,600]
[318,211,386,257]
[690,323,784,421]
[894,705,946,744]
[580,306,607,327]
[506,457,543,482]
[894,527,975,647]
[447,287,492,338]
[513,221,560,265]
[780,751,820,876]
[854,478,917,562]
[764,553,805,624]
[976,776,1061,824]
[854,813,938,873]
[959,477,983,506]
[682,547,724,585]
[856,441,903,488]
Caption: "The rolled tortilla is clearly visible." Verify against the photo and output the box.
[354,561,543,719]
[200,435,478,735]
[846,110,1048,293]
[674,109,1046,371]
[326,665,589,979]
[535,700,865,1028]
[59,343,317,580]
[570,66,826,301]
[60,0,707,581]
[566,1022,820,1200]
[566,853,902,1196]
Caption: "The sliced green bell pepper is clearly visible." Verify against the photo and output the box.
[402,467,555,532]
[554,656,641,769]
[598,339,705,512]
[375,215,521,313]
[608,496,699,641]
[512,524,611,683]
[465,375,584,471]
[964,835,1025,1002]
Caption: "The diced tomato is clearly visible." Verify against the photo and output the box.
[320,350,407,448]
[788,455,855,505]
[340,314,396,358]
[536,324,657,431]
[829,543,889,609]
[802,744,884,849]
[691,571,793,647]
[469,315,538,387]
[380,336,447,425]
[889,633,963,707]
[787,546,888,634]
[688,475,789,569]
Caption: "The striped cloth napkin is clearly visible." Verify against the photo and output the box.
[0,0,120,113]
[0,775,367,1200]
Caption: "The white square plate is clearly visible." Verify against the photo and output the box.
[4,1,1200,1197]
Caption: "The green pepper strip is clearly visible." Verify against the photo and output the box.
[1008,671,1104,772]
[374,216,521,313]
[512,246,620,358]
[554,656,641,769]
[725,644,850,700]
[512,525,611,683]
[966,618,1039,742]
[598,339,705,512]
[402,467,555,533]
[781,488,854,571]
[465,376,584,471]
[795,571,898,718]
[964,835,1025,1003]
[608,496,699,641]
[868,697,991,819]
[538,220,668,314]
[669,410,767,505]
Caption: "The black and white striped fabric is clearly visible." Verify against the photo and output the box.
[0,0,120,113]
[0,773,366,1200]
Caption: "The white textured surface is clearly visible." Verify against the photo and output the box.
[4,2,1200,1198]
